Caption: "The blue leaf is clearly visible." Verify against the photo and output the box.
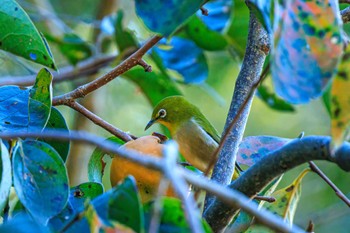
[12,140,69,224]
[135,0,205,36]
[153,37,208,84]
[197,0,232,32]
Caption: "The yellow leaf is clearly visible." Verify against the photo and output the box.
[331,48,350,147]
[245,169,310,233]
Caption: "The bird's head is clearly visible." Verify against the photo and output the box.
[145,96,200,132]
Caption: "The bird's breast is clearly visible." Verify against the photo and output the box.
[173,119,218,172]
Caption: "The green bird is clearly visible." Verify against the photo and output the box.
[145,95,241,175]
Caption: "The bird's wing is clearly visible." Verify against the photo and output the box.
[193,115,221,144]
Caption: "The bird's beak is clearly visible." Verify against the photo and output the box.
[145,119,156,131]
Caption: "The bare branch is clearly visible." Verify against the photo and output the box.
[204,136,350,231]
[200,7,209,16]
[163,142,205,233]
[148,177,170,233]
[0,130,323,233]
[52,35,162,106]
[0,55,116,87]
[180,168,304,233]
[305,220,315,233]
[206,12,270,209]
[138,59,152,72]
[309,161,350,207]
[64,100,134,142]
[254,195,276,203]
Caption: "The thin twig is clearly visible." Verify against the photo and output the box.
[64,100,134,142]
[52,35,162,106]
[138,59,152,72]
[200,7,209,16]
[305,220,314,233]
[203,136,350,231]
[0,130,304,233]
[254,195,276,203]
[204,64,270,177]
[0,55,116,87]
[163,142,204,233]
[180,168,304,233]
[148,177,170,233]
[308,161,350,207]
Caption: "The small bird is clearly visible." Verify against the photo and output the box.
[145,95,240,175]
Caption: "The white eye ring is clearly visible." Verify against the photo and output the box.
[158,109,166,118]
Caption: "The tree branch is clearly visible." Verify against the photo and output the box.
[210,12,269,186]
[52,35,162,106]
[3,131,341,232]
[204,136,350,231]
[163,142,205,233]
[308,161,350,207]
[180,168,304,233]
[64,100,134,142]
[0,55,116,87]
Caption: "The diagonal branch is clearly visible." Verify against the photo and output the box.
[2,131,350,232]
[0,55,116,87]
[0,130,318,233]
[64,100,134,142]
[163,142,205,233]
[203,136,350,231]
[308,161,350,207]
[52,35,162,106]
[209,11,269,188]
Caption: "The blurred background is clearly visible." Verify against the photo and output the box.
[2,0,349,231]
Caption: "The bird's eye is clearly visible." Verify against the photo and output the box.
[158,109,166,118]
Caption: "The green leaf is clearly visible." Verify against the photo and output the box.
[88,136,124,183]
[184,15,227,51]
[92,176,143,232]
[322,84,332,116]
[42,107,70,162]
[12,140,69,224]
[0,0,56,69]
[48,182,102,232]
[135,0,205,36]
[123,68,182,106]
[230,211,254,232]
[70,182,104,211]
[114,10,138,53]
[108,176,144,232]
[226,1,250,57]
[246,0,272,32]
[0,68,52,133]
[144,197,212,233]
[331,46,350,147]
[257,85,295,112]
[45,33,92,66]
[0,140,11,213]
[29,68,52,128]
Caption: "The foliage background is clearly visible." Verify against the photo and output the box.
[1,0,349,231]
